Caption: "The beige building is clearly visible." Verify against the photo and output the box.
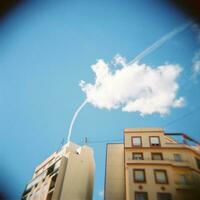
[22,142,95,200]
[105,128,200,200]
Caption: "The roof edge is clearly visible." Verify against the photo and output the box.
[124,127,163,133]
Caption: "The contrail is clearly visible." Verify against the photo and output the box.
[67,21,192,142]
[67,99,88,142]
[129,22,192,64]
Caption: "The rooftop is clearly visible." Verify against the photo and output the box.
[124,127,163,133]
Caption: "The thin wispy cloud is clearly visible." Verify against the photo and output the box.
[192,50,200,75]
[130,22,191,64]
[192,24,200,76]
[80,55,184,116]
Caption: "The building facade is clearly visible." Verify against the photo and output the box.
[105,128,200,200]
[22,142,95,200]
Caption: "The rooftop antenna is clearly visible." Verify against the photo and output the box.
[84,137,88,145]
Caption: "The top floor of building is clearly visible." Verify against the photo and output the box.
[124,128,200,152]
[28,142,94,183]
[123,128,200,171]
[22,142,95,200]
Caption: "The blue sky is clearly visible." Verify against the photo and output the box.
[1,0,200,199]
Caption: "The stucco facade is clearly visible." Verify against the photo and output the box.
[105,128,200,200]
[22,142,95,200]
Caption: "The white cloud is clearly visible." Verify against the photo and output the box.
[80,55,184,115]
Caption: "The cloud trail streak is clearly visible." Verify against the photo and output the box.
[67,22,190,141]
[129,22,191,64]
[67,99,88,142]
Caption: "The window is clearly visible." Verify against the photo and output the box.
[157,193,172,200]
[22,187,32,196]
[47,164,55,175]
[196,158,200,170]
[154,170,168,184]
[133,169,146,183]
[132,137,142,147]
[150,136,160,146]
[49,174,58,190]
[133,153,143,160]
[174,154,182,162]
[178,174,188,184]
[135,192,148,200]
[152,153,163,160]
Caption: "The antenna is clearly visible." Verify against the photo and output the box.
[84,137,88,145]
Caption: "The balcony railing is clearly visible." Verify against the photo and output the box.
[175,181,194,185]
[165,143,200,152]
[127,158,188,162]
[126,158,190,167]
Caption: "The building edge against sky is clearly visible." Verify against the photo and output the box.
[21,142,95,200]
[105,128,200,200]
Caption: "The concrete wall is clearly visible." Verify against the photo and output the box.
[105,144,125,200]
[126,165,176,200]
[59,146,95,200]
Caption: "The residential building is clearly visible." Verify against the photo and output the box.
[22,142,95,200]
[105,128,200,200]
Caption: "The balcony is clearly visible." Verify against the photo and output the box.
[126,158,190,167]
[24,162,60,195]
[49,174,58,191]
[47,164,59,177]
[175,180,194,185]
[164,142,186,148]
[22,187,32,197]
[164,133,200,151]
[175,180,196,191]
